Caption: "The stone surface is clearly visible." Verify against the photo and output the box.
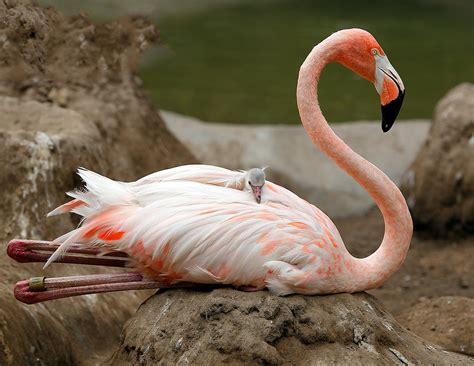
[399,296,474,356]
[0,2,195,365]
[109,289,472,365]
[401,83,474,235]
[162,111,430,217]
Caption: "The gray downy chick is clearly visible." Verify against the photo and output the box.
[245,168,266,203]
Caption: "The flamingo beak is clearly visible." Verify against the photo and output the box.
[374,55,405,132]
[251,185,262,203]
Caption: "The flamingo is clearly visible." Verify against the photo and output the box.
[9,28,412,304]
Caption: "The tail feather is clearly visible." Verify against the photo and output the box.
[44,205,136,268]
[47,168,135,218]
[45,168,139,267]
[76,168,134,207]
[47,198,86,217]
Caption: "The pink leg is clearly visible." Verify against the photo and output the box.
[7,239,129,267]
[13,272,219,304]
[14,272,160,304]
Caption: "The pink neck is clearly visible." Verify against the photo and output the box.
[297,37,413,291]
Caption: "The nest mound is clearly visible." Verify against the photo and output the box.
[109,288,471,365]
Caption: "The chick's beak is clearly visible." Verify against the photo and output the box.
[374,55,405,133]
[251,185,262,203]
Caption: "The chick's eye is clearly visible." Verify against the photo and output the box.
[248,181,251,185]
[371,48,379,56]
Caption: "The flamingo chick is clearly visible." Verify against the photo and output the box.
[245,168,266,203]
[13,28,412,303]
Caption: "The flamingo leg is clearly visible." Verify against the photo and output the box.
[7,239,129,267]
[8,239,242,304]
[14,272,161,304]
[13,271,221,304]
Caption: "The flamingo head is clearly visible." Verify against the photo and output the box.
[245,168,266,203]
[331,29,405,132]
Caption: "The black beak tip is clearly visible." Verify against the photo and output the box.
[381,90,405,133]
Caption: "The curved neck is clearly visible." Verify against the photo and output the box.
[297,39,413,291]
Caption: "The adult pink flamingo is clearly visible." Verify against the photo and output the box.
[9,28,412,303]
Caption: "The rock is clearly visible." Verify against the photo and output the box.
[109,289,472,365]
[401,83,474,235]
[399,296,474,356]
[162,110,430,217]
[0,2,195,365]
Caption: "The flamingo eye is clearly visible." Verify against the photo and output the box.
[371,48,379,56]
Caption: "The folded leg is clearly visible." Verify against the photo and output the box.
[7,239,129,267]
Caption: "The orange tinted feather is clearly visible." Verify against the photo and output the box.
[64,199,86,210]
[289,221,310,229]
[98,229,125,241]
[83,225,102,238]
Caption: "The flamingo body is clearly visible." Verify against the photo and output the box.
[48,167,346,295]
[45,28,412,296]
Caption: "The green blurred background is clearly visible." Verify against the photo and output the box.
[40,0,474,124]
